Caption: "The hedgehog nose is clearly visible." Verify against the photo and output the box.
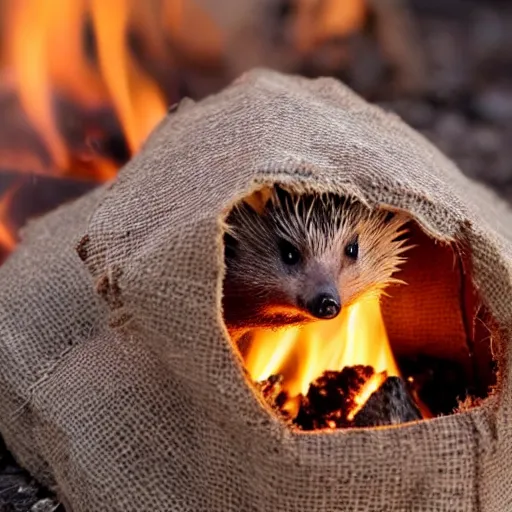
[308,293,341,320]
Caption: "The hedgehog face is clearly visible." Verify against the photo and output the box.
[222,186,410,336]
[274,236,347,321]
[222,215,329,331]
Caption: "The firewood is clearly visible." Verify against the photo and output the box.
[352,376,422,427]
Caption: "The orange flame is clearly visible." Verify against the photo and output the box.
[0,0,195,253]
[346,371,387,421]
[0,185,19,255]
[244,293,400,418]
[4,0,72,171]
[90,0,167,154]
[1,0,171,177]
[294,0,367,53]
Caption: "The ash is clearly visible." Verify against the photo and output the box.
[0,440,61,512]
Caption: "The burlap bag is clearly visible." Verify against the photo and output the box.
[0,69,511,511]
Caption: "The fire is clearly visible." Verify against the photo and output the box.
[0,187,17,254]
[2,0,170,175]
[0,0,371,260]
[294,0,367,53]
[90,0,167,154]
[244,293,399,417]
[0,0,193,258]
[346,371,387,421]
[0,0,229,179]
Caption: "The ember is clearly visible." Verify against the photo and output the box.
[260,367,423,431]
[295,366,386,430]
[255,362,451,431]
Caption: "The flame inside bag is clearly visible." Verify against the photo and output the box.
[244,294,400,418]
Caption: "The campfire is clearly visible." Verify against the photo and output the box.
[0,0,228,261]
[0,0,201,264]
[246,293,411,426]
[229,213,495,431]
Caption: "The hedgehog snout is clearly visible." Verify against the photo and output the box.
[306,291,341,320]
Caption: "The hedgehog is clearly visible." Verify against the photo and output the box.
[222,185,411,340]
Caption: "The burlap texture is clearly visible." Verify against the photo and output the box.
[0,69,511,511]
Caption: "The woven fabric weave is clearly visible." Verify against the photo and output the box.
[0,69,510,511]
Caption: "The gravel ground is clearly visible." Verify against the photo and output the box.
[382,0,512,202]
[1,1,511,510]
[0,440,61,512]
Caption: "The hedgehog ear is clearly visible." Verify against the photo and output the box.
[243,187,273,215]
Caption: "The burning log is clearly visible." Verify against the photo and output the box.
[254,351,481,430]
[352,376,422,427]
[258,366,423,431]
[295,366,378,430]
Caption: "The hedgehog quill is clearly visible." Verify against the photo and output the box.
[223,185,412,342]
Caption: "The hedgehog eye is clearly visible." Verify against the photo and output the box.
[278,239,301,266]
[345,236,359,260]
